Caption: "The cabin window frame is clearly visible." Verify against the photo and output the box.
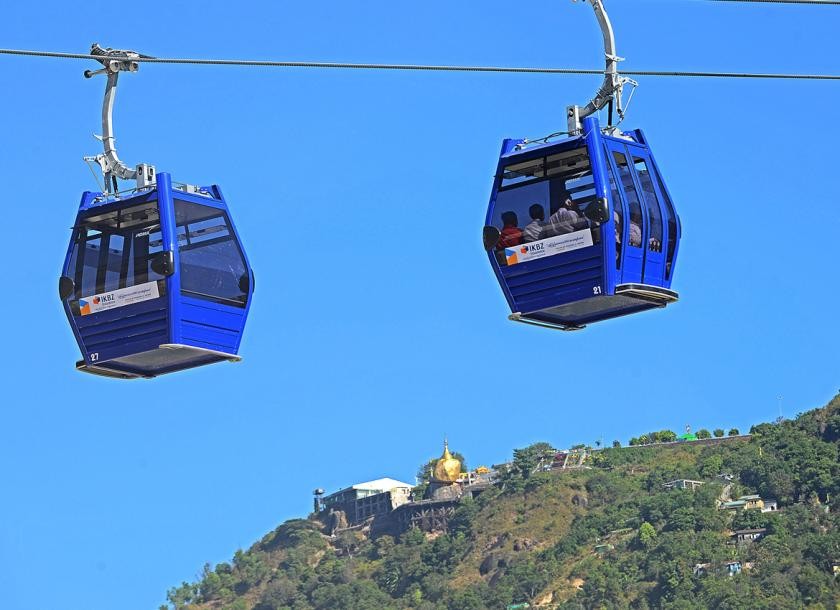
[69,200,165,300]
[173,199,249,308]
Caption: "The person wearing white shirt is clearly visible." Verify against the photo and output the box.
[542,197,587,239]
[522,204,545,243]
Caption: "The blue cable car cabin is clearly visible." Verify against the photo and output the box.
[59,172,254,378]
[483,116,680,331]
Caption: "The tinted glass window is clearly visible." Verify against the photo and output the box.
[501,157,544,188]
[76,232,101,297]
[492,147,599,267]
[175,200,248,307]
[69,201,163,299]
[649,163,678,279]
[612,152,642,249]
[605,156,622,269]
[633,157,663,253]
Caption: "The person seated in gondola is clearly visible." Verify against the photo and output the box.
[614,210,623,261]
[497,211,523,249]
[522,204,545,243]
[629,212,643,247]
[541,196,587,239]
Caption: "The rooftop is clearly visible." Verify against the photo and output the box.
[349,478,414,492]
[324,477,415,500]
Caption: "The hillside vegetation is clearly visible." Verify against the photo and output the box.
[162,397,840,609]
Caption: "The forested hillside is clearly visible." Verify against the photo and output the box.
[162,396,840,609]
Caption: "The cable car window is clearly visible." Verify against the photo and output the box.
[605,158,623,269]
[76,231,101,298]
[612,152,642,248]
[546,149,588,176]
[104,234,124,290]
[500,158,545,188]
[633,157,663,253]
[69,201,164,299]
[649,163,678,279]
[149,229,163,255]
[492,148,597,266]
[175,200,248,307]
[82,201,159,232]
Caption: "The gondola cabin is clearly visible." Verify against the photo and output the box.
[59,172,254,378]
[483,116,680,330]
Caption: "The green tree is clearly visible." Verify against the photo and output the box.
[166,582,198,609]
[233,549,270,590]
[728,428,740,436]
[658,430,677,443]
[713,429,725,438]
[696,429,712,439]
[638,521,657,549]
[612,440,621,448]
[501,442,556,492]
[257,577,300,609]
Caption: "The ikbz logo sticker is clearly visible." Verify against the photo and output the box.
[507,242,546,265]
[520,243,544,256]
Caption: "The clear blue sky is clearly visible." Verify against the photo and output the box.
[1,1,838,608]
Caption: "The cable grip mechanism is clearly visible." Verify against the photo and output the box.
[84,43,156,194]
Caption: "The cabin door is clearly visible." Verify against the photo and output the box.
[625,145,667,285]
[605,144,645,285]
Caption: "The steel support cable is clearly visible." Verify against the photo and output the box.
[0,48,839,80]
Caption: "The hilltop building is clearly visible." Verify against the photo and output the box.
[319,439,496,538]
[720,494,772,511]
[761,499,779,513]
[725,561,742,576]
[663,479,704,491]
[321,478,413,527]
[731,528,767,544]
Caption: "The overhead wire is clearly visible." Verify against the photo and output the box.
[0,48,839,80]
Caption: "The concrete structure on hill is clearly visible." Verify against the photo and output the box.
[372,440,479,537]
[761,499,779,513]
[321,440,499,538]
[731,528,767,544]
[321,478,413,528]
[663,479,704,491]
[551,448,590,470]
[720,494,770,511]
[725,561,742,576]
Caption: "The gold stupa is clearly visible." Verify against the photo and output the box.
[432,440,461,483]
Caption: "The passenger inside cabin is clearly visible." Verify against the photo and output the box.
[629,212,642,247]
[541,196,587,239]
[569,199,590,231]
[614,210,623,261]
[522,204,545,243]
[497,211,523,249]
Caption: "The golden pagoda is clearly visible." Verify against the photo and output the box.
[432,440,461,484]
